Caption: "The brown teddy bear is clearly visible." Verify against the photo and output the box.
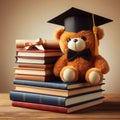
[53,27,109,85]
[48,7,112,85]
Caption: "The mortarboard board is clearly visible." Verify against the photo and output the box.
[47,7,112,32]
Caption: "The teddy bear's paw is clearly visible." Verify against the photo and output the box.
[60,66,78,82]
[86,68,103,85]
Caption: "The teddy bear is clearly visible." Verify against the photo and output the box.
[53,27,109,85]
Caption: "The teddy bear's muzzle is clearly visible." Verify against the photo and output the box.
[68,38,86,52]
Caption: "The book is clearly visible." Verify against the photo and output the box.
[14,74,54,82]
[12,97,104,113]
[14,67,53,76]
[13,79,95,90]
[16,56,59,64]
[10,90,103,107]
[14,84,103,97]
[16,49,62,57]
[17,63,53,69]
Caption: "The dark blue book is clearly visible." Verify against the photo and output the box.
[10,90,103,107]
[13,79,93,90]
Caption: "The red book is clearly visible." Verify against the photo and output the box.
[12,98,103,113]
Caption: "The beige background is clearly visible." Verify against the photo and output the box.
[0,0,120,93]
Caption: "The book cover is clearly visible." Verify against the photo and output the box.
[12,97,104,113]
[14,84,103,97]
[10,90,103,107]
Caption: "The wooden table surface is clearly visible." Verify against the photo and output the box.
[0,93,120,120]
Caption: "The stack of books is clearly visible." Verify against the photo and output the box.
[10,80,104,113]
[14,39,62,82]
[10,39,104,113]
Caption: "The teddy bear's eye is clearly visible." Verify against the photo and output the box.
[81,36,87,41]
[67,38,71,42]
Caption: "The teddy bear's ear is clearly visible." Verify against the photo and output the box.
[97,27,104,40]
[54,28,64,40]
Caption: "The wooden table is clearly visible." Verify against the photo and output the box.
[0,93,120,120]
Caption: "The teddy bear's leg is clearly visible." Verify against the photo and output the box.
[85,68,103,85]
[60,66,78,82]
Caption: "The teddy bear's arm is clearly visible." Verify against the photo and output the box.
[53,55,67,77]
[94,55,109,74]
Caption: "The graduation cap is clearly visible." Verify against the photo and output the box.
[48,7,112,56]
[48,7,112,32]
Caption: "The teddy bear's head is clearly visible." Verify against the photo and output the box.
[54,27,104,56]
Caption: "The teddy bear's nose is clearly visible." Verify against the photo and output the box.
[74,39,78,43]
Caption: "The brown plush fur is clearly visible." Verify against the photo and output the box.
[53,27,109,84]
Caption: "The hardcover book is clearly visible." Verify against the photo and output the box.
[16,56,59,64]
[14,75,54,82]
[17,63,53,69]
[10,90,103,107]
[14,67,53,76]
[14,84,103,97]
[12,97,104,113]
[13,79,95,90]
[16,49,62,57]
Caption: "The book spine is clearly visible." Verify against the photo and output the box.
[12,101,67,113]
[10,91,66,107]
[13,79,68,89]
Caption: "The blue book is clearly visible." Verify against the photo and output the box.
[10,90,103,107]
[13,79,93,90]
